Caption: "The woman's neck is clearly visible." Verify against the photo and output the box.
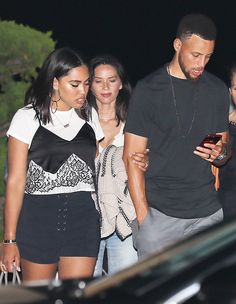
[97,104,116,121]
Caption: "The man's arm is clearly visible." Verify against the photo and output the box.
[123,132,149,224]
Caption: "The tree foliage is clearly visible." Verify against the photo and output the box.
[0,20,56,126]
[0,20,56,198]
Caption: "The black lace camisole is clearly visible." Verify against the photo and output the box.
[25,114,97,195]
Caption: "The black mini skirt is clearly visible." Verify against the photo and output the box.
[16,191,100,264]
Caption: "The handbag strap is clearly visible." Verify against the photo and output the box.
[0,266,21,285]
[12,265,21,285]
[0,271,8,285]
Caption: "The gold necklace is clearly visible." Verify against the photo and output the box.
[52,109,74,128]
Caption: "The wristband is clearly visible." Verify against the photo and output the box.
[3,239,16,244]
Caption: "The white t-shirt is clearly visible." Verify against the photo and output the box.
[7,106,104,147]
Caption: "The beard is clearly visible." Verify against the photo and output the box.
[178,56,202,81]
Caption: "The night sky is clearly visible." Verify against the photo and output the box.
[1,0,236,84]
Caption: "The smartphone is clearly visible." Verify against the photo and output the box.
[199,134,222,147]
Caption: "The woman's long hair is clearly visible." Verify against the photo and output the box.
[25,47,89,124]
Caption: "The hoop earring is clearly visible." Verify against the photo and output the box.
[80,98,88,110]
[51,96,61,114]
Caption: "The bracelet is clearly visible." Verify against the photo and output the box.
[3,239,16,244]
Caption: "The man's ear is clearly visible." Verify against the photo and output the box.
[173,38,182,52]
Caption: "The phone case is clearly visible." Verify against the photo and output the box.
[199,134,222,147]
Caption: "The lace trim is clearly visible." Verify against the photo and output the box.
[25,154,94,194]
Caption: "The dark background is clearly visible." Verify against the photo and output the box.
[1,0,235,85]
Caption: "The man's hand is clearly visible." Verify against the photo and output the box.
[136,207,149,225]
[194,140,224,162]
[194,131,228,162]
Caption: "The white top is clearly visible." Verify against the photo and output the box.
[110,122,124,147]
[7,106,104,147]
[98,123,124,153]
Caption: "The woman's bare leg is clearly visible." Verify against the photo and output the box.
[58,257,96,280]
[21,258,58,282]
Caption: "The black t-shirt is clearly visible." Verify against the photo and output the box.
[124,65,229,218]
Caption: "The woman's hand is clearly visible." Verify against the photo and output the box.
[129,149,149,171]
[1,244,21,273]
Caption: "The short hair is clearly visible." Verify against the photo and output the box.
[88,54,132,124]
[25,47,88,124]
[176,14,217,41]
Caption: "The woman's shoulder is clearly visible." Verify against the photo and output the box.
[13,105,36,121]
[7,105,39,144]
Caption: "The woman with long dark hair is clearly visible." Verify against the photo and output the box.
[1,47,103,281]
[89,54,147,276]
